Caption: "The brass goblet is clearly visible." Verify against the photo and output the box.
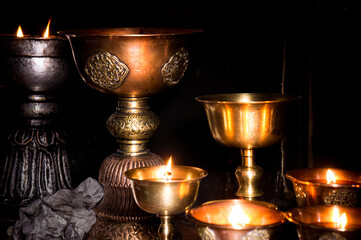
[125,165,207,240]
[60,28,201,238]
[196,93,299,199]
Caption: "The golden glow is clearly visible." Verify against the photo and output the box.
[43,18,51,38]
[16,25,24,37]
[332,207,347,229]
[228,205,251,229]
[336,213,347,229]
[327,169,336,184]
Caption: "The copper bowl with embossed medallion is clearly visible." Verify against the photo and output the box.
[59,28,201,97]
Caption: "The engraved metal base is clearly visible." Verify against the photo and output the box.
[0,128,72,206]
[86,217,159,240]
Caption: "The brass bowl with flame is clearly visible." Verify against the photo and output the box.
[125,165,207,240]
[286,205,361,240]
[186,199,285,240]
[286,168,361,207]
[196,93,299,198]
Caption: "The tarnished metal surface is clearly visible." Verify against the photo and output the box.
[0,36,73,207]
[0,36,71,92]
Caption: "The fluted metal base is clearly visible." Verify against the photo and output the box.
[95,152,164,222]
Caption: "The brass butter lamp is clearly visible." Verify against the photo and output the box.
[125,161,207,240]
[196,93,299,199]
[59,28,201,238]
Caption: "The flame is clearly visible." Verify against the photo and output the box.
[332,207,347,229]
[228,205,251,229]
[43,18,51,38]
[327,169,336,184]
[163,156,172,180]
[16,25,24,37]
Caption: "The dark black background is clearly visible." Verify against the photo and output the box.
[1,0,361,228]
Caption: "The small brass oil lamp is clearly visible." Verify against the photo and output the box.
[286,205,361,240]
[196,93,299,199]
[124,157,208,240]
[186,199,285,240]
[286,168,361,207]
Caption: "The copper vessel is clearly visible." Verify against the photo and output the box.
[286,168,361,207]
[186,199,285,240]
[59,28,201,239]
[286,205,361,240]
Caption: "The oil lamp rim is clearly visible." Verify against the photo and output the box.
[186,199,285,230]
[124,165,208,182]
[195,93,300,105]
[0,34,65,40]
[286,168,361,188]
[286,206,361,232]
[58,28,203,37]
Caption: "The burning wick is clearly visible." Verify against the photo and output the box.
[43,18,51,38]
[163,156,172,181]
[327,169,337,184]
[16,25,24,37]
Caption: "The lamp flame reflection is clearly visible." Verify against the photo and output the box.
[327,169,337,184]
[333,207,347,229]
[228,204,251,229]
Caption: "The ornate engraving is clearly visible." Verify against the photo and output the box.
[322,188,358,207]
[161,47,189,87]
[242,229,270,240]
[106,112,159,140]
[0,129,72,205]
[319,232,347,240]
[293,182,307,207]
[198,227,216,240]
[87,219,158,240]
[85,50,129,90]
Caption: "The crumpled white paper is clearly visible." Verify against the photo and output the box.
[10,177,104,240]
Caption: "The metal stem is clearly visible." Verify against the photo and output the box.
[158,215,174,240]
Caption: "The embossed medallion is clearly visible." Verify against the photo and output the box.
[85,50,129,90]
[161,47,189,87]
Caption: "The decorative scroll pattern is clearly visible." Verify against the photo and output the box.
[85,50,129,90]
[161,47,189,87]
[322,188,358,207]
[87,219,158,240]
[293,182,307,207]
[106,112,159,140]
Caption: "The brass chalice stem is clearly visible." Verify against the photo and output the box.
[159,215,174,240]
[235,149,264,199]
